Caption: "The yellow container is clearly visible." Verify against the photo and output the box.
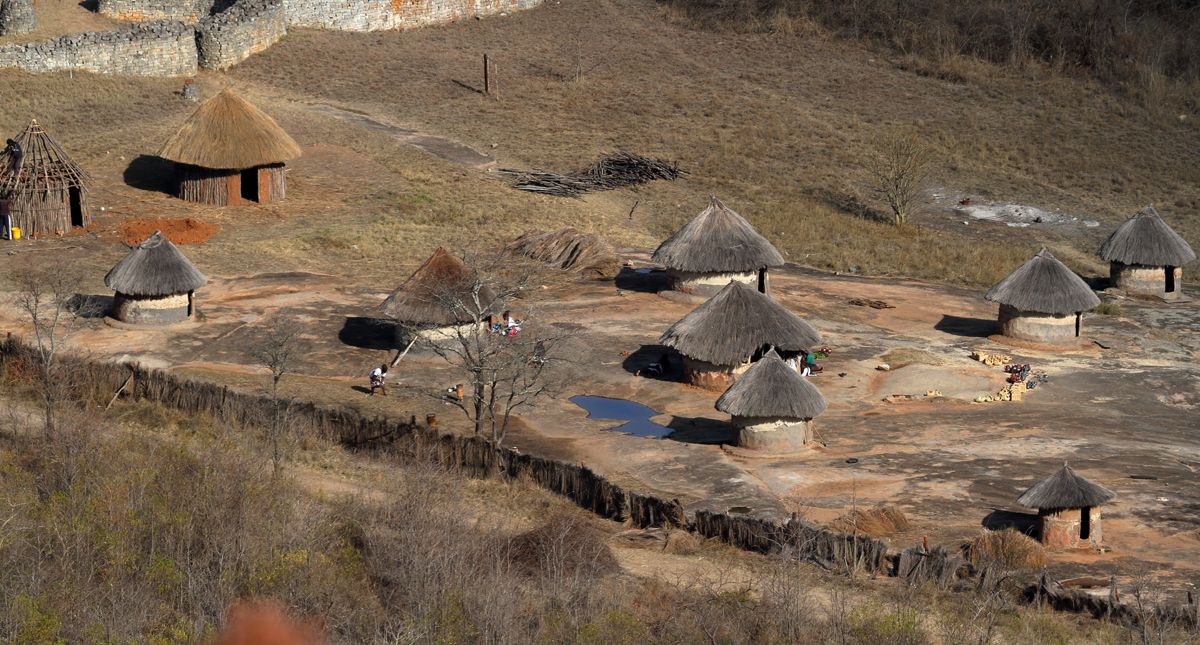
[10,226,20,240]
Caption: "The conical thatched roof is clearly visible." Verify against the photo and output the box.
[0,119,91,195]
[985,248,1100,315]
[380,248,497,325]
[158,89,302,169]
[105,231,207,297]
[651,196,785,273]
[1097,206,1196,267]
[716,349,827,419]
[660,281,822,366]
[1017,463,1115,510]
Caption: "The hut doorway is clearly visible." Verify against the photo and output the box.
[1079,506,1091,540]
[240,168,259,203]
[757,268,767,293]
[69,187,84,227]
[1165,266,1176,293]
[1074,313,1081,337]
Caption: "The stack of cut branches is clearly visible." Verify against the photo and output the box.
[500,152,684,197]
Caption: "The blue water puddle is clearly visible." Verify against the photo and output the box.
[569,395,674,439]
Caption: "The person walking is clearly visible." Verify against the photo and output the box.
[369,364,388,396]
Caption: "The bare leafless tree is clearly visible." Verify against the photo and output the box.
[865,130,934,228]
[12,267,97,436]
[251,317,302,476]
[402,251,562,444]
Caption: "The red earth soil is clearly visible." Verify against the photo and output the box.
[119,217,219,245]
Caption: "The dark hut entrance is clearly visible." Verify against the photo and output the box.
[69,187,83,227]
[240,168,259,202]
[1079,507,1092,540]
[1165,266,1176,293]
[757,268,767,293]
[1074,313,1081,337]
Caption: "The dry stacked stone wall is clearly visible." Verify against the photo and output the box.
[0,20,197,76]
[97,0,214,21]
[283,0,541,31]
[0,0,36,36]
[196,0,285,70]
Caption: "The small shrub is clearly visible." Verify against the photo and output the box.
[969,528,1047,570]
[508,512,620,580]
[849,605,926,645]
[1094,300,1123,316]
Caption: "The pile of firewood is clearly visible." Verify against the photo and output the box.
[500,152,683,197]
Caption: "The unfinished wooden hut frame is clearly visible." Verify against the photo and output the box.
[104,230,207,325]
[651,196,784,294]
[0,119,92,239]
[660,281,822,390]
[380,248,497,341]
[158,89,301,207]
[984,248,1100,345]
[1098,206,1196,300]
[715,349,828,451]
[1017,462,1114,550]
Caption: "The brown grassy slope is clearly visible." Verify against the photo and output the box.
[229,0,1200,285]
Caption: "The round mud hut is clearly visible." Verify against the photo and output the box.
[158,89,301,207]
[984,248,1100,345]
[715,349,828,452]
[380,248,496,341]
[1097,206,1196,300]
[660,281,822,390]
[1017,462,1114,550]
[0,119,92,238]
[651,196,784,294]
[104,231,207,325]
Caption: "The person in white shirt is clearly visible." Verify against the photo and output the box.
[369,364,388,396]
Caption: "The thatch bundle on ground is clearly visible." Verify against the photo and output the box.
[380,248,495,337]
[158,89,301,207]
[715,349,827,450]
[1098,206,1196,300]
[1017,462,1114,550]
[985,248,1100,344]
[828,506,911,538]
[968,528,1047,569]
[652,196,784,294]
[505,227,619,279]
[0,119,92,238]
[105,230,207,325]
[661,281,821,389]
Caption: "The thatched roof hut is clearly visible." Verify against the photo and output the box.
[661,281,821,388]
[985,248,1099,344]
[652,196,785,293]
[715,349,827,451]
[1098,207,1196,299]
[1017,462,1114,549]
[105,231,207,325]
[158,89,301,206]
[380,248,496,327]
[0,119,92,238]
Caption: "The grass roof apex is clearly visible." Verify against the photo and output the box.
[985,248,1100,315]
[1097,206,1196,267]
[104,230,207,296]
[651,196,785,273]
[660,281,822,366]
[715,349,828,419]
[1017,462,1115,510]
[158,89,302,170]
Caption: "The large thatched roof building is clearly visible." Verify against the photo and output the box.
[651,196,785,294]
[660,281,821,389]
[1017,462,1114,550]
[105,231,207,325]
[985,248,1100,345]
[0,119,92,239]
[715,349,827,451]
[158,89,301,207]
[380,248,496,338]
[1098,206,1196,300]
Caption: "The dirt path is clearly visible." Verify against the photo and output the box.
[305,104,496,168]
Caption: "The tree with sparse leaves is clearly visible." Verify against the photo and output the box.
[251,317,302,475]
[865,130,934,228]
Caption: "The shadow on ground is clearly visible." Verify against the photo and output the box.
[124,155,176,194]
[666,416,734,445]
[621,344,680,380]
[982,509,1040,536]
[339,316,399,350]
[935,314,998,338]
[71,294,113,318]
[614,267,669,293]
